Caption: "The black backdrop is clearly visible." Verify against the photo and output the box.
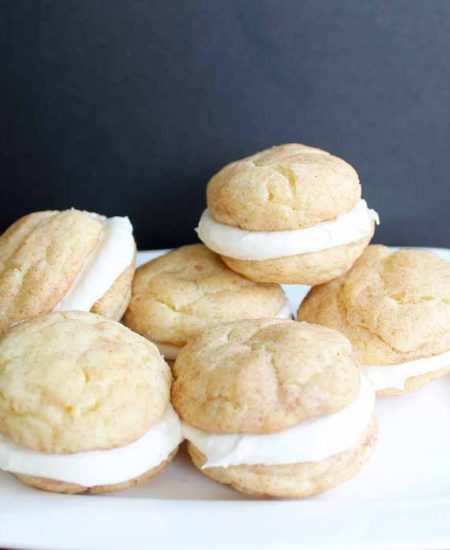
[1,0,449,249]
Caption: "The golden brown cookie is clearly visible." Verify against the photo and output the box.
[92,261,136,320]
[221,234,373,285]
[0,311,182,493]
[197,144,379,284]
[173,319,376,497]
[123,244,291,359]
[0,209,136,334]
[298,245,450,395]
[206,143,361,231]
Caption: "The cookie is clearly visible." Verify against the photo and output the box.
[0,311,182,493]
[172,319,376,497]
[196,144,379,284]
[298,245,450,395]
[0,209,136,333]
[123,244,291,360]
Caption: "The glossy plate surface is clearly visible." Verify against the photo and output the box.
[1,248,449,550]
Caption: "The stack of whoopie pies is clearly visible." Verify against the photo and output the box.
[0,143,448,498]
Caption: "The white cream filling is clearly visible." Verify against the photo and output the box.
[276,299,293,320]
[153,299,293,361]
[196,199,379,261]
[182,375,375,468]
[365,349,450,391]
[54,216,135,312]
[154,342,182,361]
[0,406,182,486]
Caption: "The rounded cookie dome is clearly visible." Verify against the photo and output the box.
[172,319,361,433]
[124,244,288,347]
[0,311,171,454]
[298,245,450,364]
[207,143,361,231]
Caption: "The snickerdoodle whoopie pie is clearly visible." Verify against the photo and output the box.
[0,311,182,494]
[0,208,136,333]
[172,318,376,498]
[124,244,291,360]
[298,245,450,396]
[196,143,379,285]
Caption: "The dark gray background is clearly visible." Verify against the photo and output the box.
[1,0,449,249]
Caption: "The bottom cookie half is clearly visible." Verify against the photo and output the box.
[187,420,377,498]
[15,448,177,495]
[376,364,450,397]
[221,231,373,285]
[91,260,136,321]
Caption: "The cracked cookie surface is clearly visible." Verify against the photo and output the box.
[0,311,171,453]
[298,245,450,364]
[172,319,360,433]
[207,143,361,231]
[124,244,287,347]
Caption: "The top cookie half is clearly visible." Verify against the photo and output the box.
[207,143,361,231]
[172,319,361,433]
[124,244,288,349]
[298,245,450,364]
[0,311,171,454]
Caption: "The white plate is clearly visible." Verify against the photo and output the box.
[1,248,450,550]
